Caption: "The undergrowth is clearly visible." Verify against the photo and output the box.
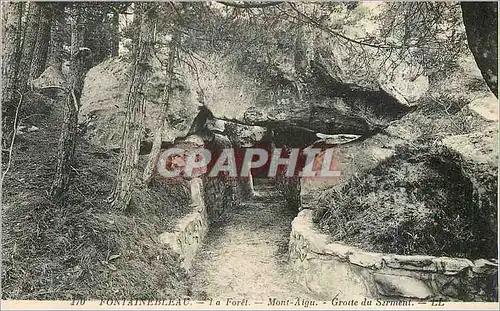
[316,143,497,259]
[2,93,192,299]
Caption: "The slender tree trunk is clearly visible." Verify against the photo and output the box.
[50,4,88,199]
[111,3,158,209]
[2,2,24,149]
[47,3,65,71]
[29,4,53,81]
[17,2,41,92]
[109,11,120,57]
[461,2,498,97]
[143,33,177,184]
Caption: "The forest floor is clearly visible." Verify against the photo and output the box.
[1,93,191,299]
[189,181,316,301]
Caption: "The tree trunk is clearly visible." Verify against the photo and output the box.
[111,3,158,209]
[50,4,88,199]
[1,2,24,149]
[461,2,498,97]
[17,2,41,92]
[143,32,177,184]
[2,1,23,107]
[109,10,120,57]
[47,3,65,71]
[29,3,53,81]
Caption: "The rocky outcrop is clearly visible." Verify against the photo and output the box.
[466,93,498,122]
[289,209,498,301]
[223,121,267,148]
[79,3,436,150]
[32,65,66,90]
[190,45,427,136]
[442,126,498,189]
[80,52,423,150]
[192,3,430,134]
[442,126,498,240]
[80,57,201,150]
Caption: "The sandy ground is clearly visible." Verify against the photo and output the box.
[189,182,316,301]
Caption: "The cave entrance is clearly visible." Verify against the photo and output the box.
[234,126,320,213]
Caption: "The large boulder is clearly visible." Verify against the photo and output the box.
[81,2,482,151]
[181,51,425,136]
[179,2,430,135]
[223,121,267,148]
[442,126,498,190]
[32,66,66,90]
[442,126,498,238]
[185,48,427,136]
[80,57,201,150]
[300,133,400,210]
[466,93,498,122]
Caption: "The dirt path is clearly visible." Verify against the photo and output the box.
[190,182,316,301]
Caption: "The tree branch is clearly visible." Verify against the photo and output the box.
[217,1,284,9]
[288,3,404,50]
